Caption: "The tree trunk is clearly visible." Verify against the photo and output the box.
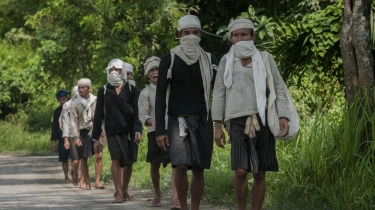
[340,0,374,105]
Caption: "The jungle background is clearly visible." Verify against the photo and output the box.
[1,0,375,209]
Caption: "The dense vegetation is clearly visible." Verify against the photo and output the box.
[1,0,375,209]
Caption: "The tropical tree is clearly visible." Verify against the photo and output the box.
[340,0,374,104]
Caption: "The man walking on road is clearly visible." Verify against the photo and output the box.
[51,89,70,183]
[70,78,104,190]
[155,14,218,210]
[92,59,142,203]
[138,56,180,208]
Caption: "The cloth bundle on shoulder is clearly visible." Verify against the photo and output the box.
[262,51,299,140]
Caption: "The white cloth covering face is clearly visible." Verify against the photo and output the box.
[178,14,201,31]
[170,34,212,117]
[106,58,126,86]
[224,40,267,125]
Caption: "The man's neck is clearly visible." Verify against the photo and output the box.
[82,94,90,99]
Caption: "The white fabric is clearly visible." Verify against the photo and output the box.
[106,58,126,85]
[73,86,79,98]
[170,34,212,116]
[178,117,188,137]
[224,40,267,125]
[77,78,91,87]
[108,71,124,86]
[178,15,201,31]
[261,52,299,140]
[123,62,133,73]
[228,18,254,33]
[128,80,136,86]
[77,93,96,124]
[144,56,161,76]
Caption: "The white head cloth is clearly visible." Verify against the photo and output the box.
[76,78,96,124]
[224,18,267,125]
[73,86,79,98]
[123,62,134,73]
[228,18,254,33]
[106,58,126,84]
[144,56,161,76]
[178,15,201,31]
[106,58,125,76]
[77,78,91,87]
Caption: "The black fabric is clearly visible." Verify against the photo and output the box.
[68,137,79,161]
[155,53,218,137]
[77,129,94,159]
[58,139,69,162]
[230,115,279,173]
[92,83,142,140]
[51,106,62,141]
[167,112,213,169]
[107,132,138,167]
[146,131,170,167]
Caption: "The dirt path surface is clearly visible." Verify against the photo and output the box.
[0,155,226,210]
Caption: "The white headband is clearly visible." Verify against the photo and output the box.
[228,18,254,33]
[143,56,160,76]
[77,78,91,87]
[178,15,201,31]
[106,58,123,71]
[123,62,134,73]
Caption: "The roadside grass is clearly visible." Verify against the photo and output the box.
[0,121,54,155]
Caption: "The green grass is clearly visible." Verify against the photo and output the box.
[0,121,54,155]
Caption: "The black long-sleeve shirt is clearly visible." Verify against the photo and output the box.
[51,106,62,141]
[92,83,142,140]
[155,53,218,137]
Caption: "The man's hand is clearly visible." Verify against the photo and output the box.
[93,140,101,153]
[51,140,56,152]
[214,127,226,148]
[134,132,142,144]
[63,138,70,150]
[73,137,82,147]
[146,119,156,129]
[100,129,106,137]
[224,124,231,144]
[156,135,169,151]
[279,117,290,137]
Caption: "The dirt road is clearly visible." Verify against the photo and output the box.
[0,155,226,210]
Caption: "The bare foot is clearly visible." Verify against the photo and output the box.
[170,205,181,210]
[84,184,91,190]
[151,197,161,207]
[151,191,161,207]
[72,172,78,186]
[122,191,132,201]
[64,178,70,184]
[94,183,105,189]
[112,197,124,203]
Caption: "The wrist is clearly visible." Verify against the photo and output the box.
[214,121,223,129]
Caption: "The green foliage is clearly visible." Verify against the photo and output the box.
[0,121,52,155]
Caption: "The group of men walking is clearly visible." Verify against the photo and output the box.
[51,14,295,210]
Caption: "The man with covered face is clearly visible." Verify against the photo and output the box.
[92,58,142,203]
[155,14,218,210]
[212,18,291,210]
